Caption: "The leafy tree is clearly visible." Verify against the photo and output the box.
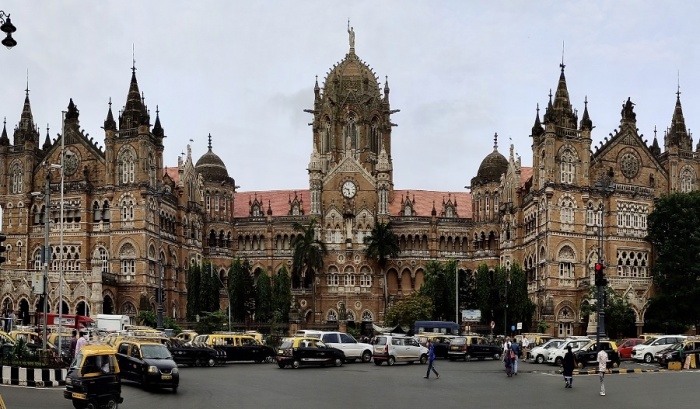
[505,263,535,333]
[255,269,273,322]
[647,191,700,333]
[460,268,479,310]
[229,258,255,322]
[419,260,451,320]
[385,292,434,328]
[194,311,227,334]
[137,310,181,332]
[272,265,292,323]
[476,263,500,328]
[186,264,201,321]
[364,219,401,316]
[475,263,534,335]
[200,261,221,314]
[580,285,636,338]
[291,219,328,322]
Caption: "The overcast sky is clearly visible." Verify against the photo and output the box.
[2,1,699,193]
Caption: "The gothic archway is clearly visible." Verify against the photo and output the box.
[76,300,90,316]
[19,299,30,325]
[103,295,114,315]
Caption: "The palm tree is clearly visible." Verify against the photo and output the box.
[364,219,401,319]
[291,219,328,323]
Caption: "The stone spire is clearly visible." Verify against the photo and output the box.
[43,124,52,151]
[665,87,691,151]
[119,65,150,130]
[531,104,544,138]
[0,118,9,146]
[104,97,116,131]
[152,105,164,139]
[580,96,592,131]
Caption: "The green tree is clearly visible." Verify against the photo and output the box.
[385,292,434,328]
[647,191,700,333]
[475,263,500,328]
[475,263,534,335]
[229,258,255,322]
[505,263,535,333]
[272,265,292,323]
[194,311,227,334]
[364,219,401,317]
[460,268,479,310]
[291,219,328,322]
[186,264,201,321]
[200,261,221,314]
[255,269,273,322]
[419,260,451,320]
[580,285,636,338]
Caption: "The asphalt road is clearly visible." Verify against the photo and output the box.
[1,359,697,409]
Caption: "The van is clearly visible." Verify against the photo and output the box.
[372,334,428,366]
[413,321,460,335]
[632,335,687,363]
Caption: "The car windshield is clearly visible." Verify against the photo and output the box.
[71,353,84,369]
[642,338,657,345]
[141,345,172,359]
[451,337,467,345]
[280,340,293,349]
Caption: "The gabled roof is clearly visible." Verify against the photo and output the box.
[390,190,472,218]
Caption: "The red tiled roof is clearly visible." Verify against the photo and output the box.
[390,190,472,218]
[233,189,474,219]
[164,167,179,184]
[520,167,533,187]
[234,190,310,217]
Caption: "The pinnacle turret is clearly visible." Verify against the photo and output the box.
[580,96,592,131]
[0,118,9,146]
[153,105,164,138]
[104,98,116,131]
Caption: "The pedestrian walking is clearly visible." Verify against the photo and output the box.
[69,330,78,361]
[75,331,88,355]
[562,345,576,388]
[597,348,608,396]
[510,341,520,375]
[424,340,439,379]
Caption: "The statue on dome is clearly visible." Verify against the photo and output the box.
[348,20,355,49]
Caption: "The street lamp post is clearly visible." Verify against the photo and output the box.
[594,175,615,352]
[156,189,164,331]
[0,11,17,49]
[41,170,50,352]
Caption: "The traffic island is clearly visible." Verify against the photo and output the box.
[563,368,666,376]
[0,365,66,387]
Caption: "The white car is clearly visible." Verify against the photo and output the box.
[319,331,374,363]
[546,338,590,365]
[372,334,429,366]
[528,339,564,364]
[631,335,687,363]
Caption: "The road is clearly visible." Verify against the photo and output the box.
[0,359,697,409]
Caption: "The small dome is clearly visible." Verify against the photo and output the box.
[195,133,230,182]
[472,149,508,186]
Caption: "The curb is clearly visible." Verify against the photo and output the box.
[556,368,666,376]
[0,365,66,387]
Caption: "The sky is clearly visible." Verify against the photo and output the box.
[2,1,700,193]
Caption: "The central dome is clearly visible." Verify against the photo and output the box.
[323,52,382,100]
[471,136,508,186]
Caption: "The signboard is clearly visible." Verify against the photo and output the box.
[516,322,523,330]
[462,309,482,321]
[32,273,44,295]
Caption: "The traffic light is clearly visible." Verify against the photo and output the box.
[0,233,6,264]
[594,262,607,286]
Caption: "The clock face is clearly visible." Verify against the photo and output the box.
[341,181,356,198]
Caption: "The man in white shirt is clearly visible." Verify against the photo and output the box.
[75,331,88,355]
[597,349,608,396]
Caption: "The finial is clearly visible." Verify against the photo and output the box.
[132,44,136,74]
[548,88,553,99]
[536,103,540,115]
[494,132,498,150]
[677,70,681,98]
[156,105,159,115]
[207,133,212,150]
[25,69,29,96]
[584,95,588,107]
[560,40,565,72]
[108,97,112,109]
[654,126,657,138]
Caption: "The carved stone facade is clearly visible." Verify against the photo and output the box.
[1,32,691,335]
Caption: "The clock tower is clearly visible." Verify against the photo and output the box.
[306,28,397,250]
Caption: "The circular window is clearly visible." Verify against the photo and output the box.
[620,152,640,179]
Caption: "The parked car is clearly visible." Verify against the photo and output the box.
[656,339,700,367]
[464,335,501,360]
[276,336,345,369]
[318,331,373,363]
[372,334,428,366]
[617,338,643,359]
[193,333,275,363]
[632,335,687,363]
[165,338,225,367]
[547,338,590,366]
[574,340,620,369]
[528,339,564,364]
[115,340,179,392]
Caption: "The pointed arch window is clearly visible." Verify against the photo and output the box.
[345,113,358,149]
[121,198,134,222]
[118,149,136,185]
[680,168,695,193]
[11,162,23,194]
[370,118,380,154]
[148,153,156,187]
[560,150,575,184]
[322,118,331,153]
[119,243,136,282]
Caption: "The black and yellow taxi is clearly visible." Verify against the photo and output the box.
[276,336,345,369]
[115,339,179,392]
[415,333,455,359]
[194,333,274,363]
[64,344,123,409]
[574,340,620,369]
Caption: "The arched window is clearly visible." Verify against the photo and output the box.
[119,243,136,282]
[118,147,136,185]
[361,310,373,322]
[346,113,358,149]
[558,245,575,279]
[33,248,42,270]
[370,117,380,154]
[121,197,134,222]
[94,246,109,274]
[11,162,23,194]
[327,310,338,323]
[322,117,331,153]
[148,153,156,187]
[560,150,575,184]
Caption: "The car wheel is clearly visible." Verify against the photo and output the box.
[612,361,619,369]
[466,354,472,360]
[277,362,286,369]
[536,355,545,364]
[420,354,428,364]
[208,358,216,367]
[493,353,500,361]
[555,357,563,366]
[361,350,372,363]
[194,358,201,367]
[644,353,653,363]
[85,402,97,409]
[334,358,343,367]
[576,362,584,369]
[72,401,86,409]
[104,397,119,409]
[374,360,382,366]
[293,360,301,369]
[388,356,395,366]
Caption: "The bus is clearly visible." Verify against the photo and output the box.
[414,321,461,335]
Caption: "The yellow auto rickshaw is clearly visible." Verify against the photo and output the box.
[64,344,123,409]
